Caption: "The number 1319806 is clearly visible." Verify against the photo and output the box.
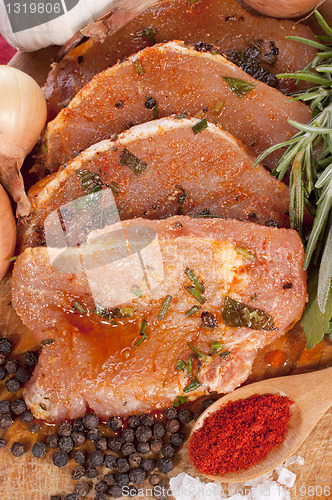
[5,3,62,14]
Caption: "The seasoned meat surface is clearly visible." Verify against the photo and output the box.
[36,41,311,177]
[43,0,316,119]
[20,118,290,250]
[12,217,307,422]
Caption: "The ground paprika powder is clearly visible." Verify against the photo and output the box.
[189,393,293,475]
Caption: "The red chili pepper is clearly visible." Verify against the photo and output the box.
[189,393,292,475]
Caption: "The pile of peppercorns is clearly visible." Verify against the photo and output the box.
[45,405,194,499]
[0,337,39,443]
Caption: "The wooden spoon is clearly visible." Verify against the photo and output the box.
[190,366,332,483]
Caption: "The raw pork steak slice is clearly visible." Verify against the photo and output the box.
[44,0,316,118]
[36,41,311,177]
[21,117,290,250]
[12,216,307,422]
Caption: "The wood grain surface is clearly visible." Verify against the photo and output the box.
[2,1,332,498]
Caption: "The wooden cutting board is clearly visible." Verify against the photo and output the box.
[2,1,332,498]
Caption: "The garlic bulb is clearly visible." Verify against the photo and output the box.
[0,66,47,217]
[242,0,324,18]
[0,0,113,51]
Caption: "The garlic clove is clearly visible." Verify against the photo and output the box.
[242,0,324,18]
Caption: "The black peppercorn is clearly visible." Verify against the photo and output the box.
[109,435,124,452]
[117,458,130,473]
[21,410,34,423]
[107,416,122,431]
[11,442,25,457]
[150,438,163,454]
[71,431,86,447]
[0,400,10,413]
[58,421,72,436]
[0,438,6,448]
[145,97,157,109]
[170,433,184,447]
[0,338,13,354]
[122,442,135,456]
[128,468,146,485]
[0,414,13,429]
[73,417,84,432]
[15,367,31,383]
[5,376,20,393]
[115,99,124,109]
[153,423,166,438]
[64,495,79,500]
[29,422,40,434]
[109,485,123,498]
[128,452,141,468]
[178,408,193,424]
[32,442,47,458]
[71,464,85,480]
[10,399,27,415]
[137,442,150,454]
[140,413,154,427]
[85,466,98,478]
[83,412,99,429]
[0,366,6,380]
[158,457,174,473]
[122,427,135,443]
[74,480,90,496]
[24,350,38,367]
[164,407,177,420]
[87,427,101,442]
[94,436,107,451]
[52,450,68,467]
[149,473,160,486]
[50,496,62,500]
[161,444,175,459]
[127,415,140,429]
[95,481,108,494]
[59,436,74,453]
[73,449,86,465]
[94,494,108,500]
[5,359,18,374]
[104,453,117,469]
[46,434,59,449]
[103,472,115,486]
[136,425,152,442]
[141,458,155,472]
[200,311,218,329]
[115,472,130,487]
[165,419,180,434]
[89,450,104,467]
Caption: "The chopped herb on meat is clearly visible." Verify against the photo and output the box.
[222,296,275,330]
[120,148,148,177]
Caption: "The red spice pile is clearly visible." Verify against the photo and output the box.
[189,393,293,475]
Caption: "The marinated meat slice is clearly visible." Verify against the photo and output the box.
[11,216,307,422]
[44,0,317,119]
[36,41,311,177]
[20,117,290,250]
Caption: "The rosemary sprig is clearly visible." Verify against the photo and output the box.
[253,11,332,348]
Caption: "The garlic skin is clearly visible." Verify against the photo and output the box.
[242,0,324,18]
[0,0,114,52]
[0,184,16,280]
[0,66,47,217]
